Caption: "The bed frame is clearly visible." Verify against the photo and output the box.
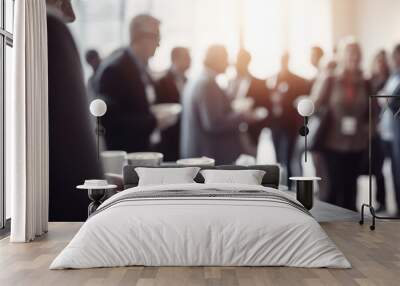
[122,164,281,190]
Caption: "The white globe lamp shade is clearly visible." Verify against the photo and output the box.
[297,98,315,117]
[90,99,107,117]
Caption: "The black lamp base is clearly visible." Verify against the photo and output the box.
[295,180,313,210]
[360,94,400,230]
[359,203,400,231]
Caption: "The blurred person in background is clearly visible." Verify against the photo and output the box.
[368,50,391,213]
[228,49,270,145]
[310,46,325,79]
[267,52,311,186]
[325,57,338,75]
[155,47,191,161]
[312,56,338,201]
[46,0,103,221]
[312,37,377,211]
[85,49,102,101]
[292,46,326,179]
[370,50,391,92]
[96,14,173,152]
[181,45,260,164]
[386,44,400,217]
[320,46,339,76]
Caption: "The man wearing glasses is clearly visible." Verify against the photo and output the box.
[96,14,172,153]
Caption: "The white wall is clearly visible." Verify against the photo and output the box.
[355,0,400,71]
[330,0,400,72]
[330,0,357,45]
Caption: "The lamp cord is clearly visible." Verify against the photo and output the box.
[97,117,100,161]
[304,117,308,162]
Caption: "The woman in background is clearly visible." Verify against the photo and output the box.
[312,37,376,211]
[370,50,392,213]
[370,50,391,92]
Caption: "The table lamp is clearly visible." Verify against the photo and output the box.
[89,99,107,160]
[297,98,315,162]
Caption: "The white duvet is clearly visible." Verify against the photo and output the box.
[50,183,351,269]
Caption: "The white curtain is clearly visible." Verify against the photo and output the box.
[8,0,49,242]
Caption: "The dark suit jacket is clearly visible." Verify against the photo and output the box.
[48,14,103,221]
[388,72,400,112]
[155,70,182,161]
[268,71,312,139]
[247,76,271,109]
[386,72,400,203]
[96,48,157,152]
[388,72,400,167]
[245,76,270,144]
[181,72,244,164]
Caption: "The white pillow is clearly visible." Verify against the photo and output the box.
[200,169,266,185]
[135,167,200,186]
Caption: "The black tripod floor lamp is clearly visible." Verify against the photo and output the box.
[359,94,400,230]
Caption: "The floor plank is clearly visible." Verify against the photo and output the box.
[1,221,399,286]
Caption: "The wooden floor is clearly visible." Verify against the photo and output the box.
[1,221,400,286]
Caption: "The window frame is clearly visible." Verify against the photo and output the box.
[0,0,14,230]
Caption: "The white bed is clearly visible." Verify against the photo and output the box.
[50,183,351,269]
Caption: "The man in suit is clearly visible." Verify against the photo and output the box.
[47,0,103,221]
[96,14,166,152]
[181,45,259,164]
[155,47,191,161]
[387,44,400,217]
[85,49,102,101]
[229,49,270,145]
[268,52,311,186]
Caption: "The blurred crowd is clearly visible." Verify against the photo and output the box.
[87,14,400,214]
[47,1,400,217]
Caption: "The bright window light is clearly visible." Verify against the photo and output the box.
[70,0,332,80]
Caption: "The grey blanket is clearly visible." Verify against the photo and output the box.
[91,189,311,218]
